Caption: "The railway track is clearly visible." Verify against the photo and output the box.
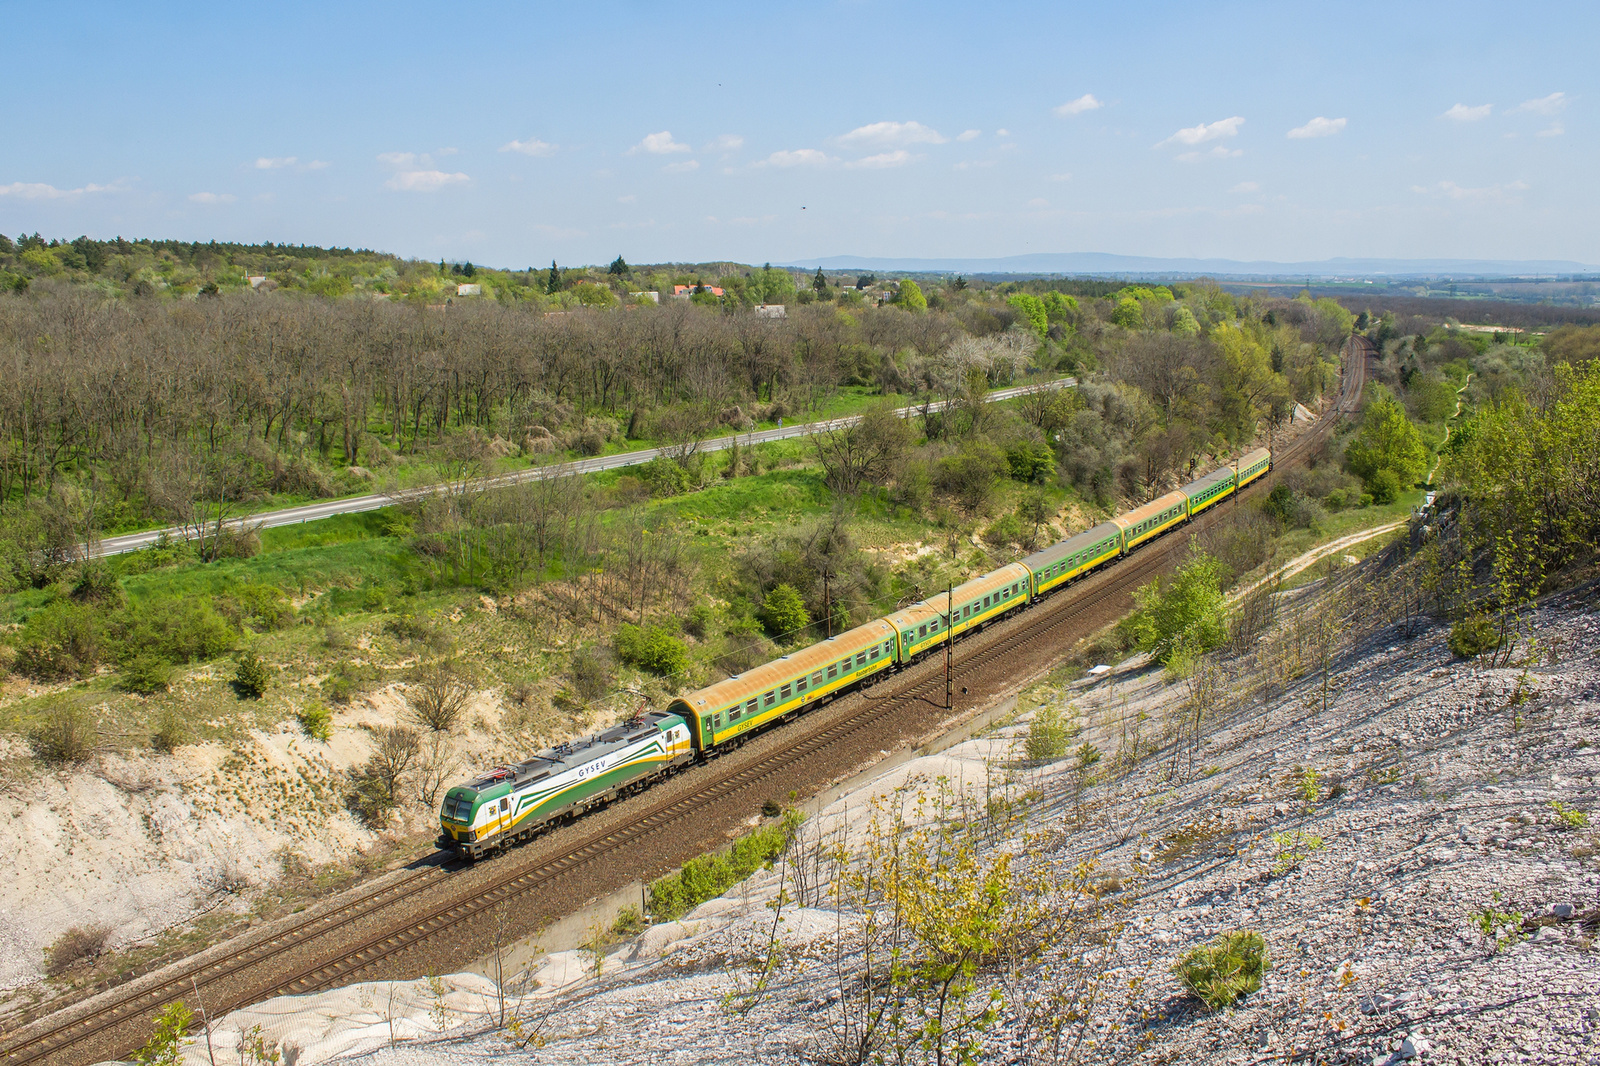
[4,336,1369,1066]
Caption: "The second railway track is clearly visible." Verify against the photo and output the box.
[4,337,1371,1066]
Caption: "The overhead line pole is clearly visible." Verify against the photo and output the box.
[944,581,954,712]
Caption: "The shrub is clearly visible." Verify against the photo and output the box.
[408,660,473,731]
[1004,440,1056,484]
[70,566,124,607]
[638,456,694,497]
[45,923,113,977]
[759,584,810,640]
[29,700,97,766]
[118,599,236,664]
[1024,703,1074,762]
[649,811,803,921]
[13,600,104,680]
[1173,930,1270,1010]
[233,652,271,699]
[981,513,1027,549]
[1448,614,1501,659]
[223,583,294,630]
[1118,552,1228,665]
[133,1001,194,1066]
[384,614,451,652]
[121,653,171,695]
[324,660,380,703]
[568,646,614,703]
[684,602,715,639]
[1367,467,1403,504]
[615,623,690,677]
[150,710,188,753]
[297,702,333,742]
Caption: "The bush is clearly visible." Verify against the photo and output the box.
[982,512,1027,549]
[28,701,97,766]
[1448,614,1501,659]
[684,602,715,639]
[384,614,451,652]
[1173,930,1270,1010]
[1367,467,1403,504]
[759,584,810,640]
[150,710,188,753]
[324,660,380,703]
[297,702,333,742]
[118,600,236,664]
[45,923,112,976]
[649,811,803,921]
[1004,440,1056,484]
[233,652,271,699]
[615,623,691,677]
[1118,552,1228,665]
[568,646,614,703]
[121,653,171,695]
[638,456,694,497]
[1024,703,1074,761]
[222,583,294,630]
[70,567,124,607]
[13,600,104,680]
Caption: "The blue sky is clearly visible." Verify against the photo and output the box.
[1,2,1594,267]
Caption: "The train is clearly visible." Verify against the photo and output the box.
[439,446,1271,859]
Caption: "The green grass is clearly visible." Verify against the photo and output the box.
[258,510,395,553]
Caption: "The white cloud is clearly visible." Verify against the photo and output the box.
[1411,179,1529,201]
[1049,172,1073,182]
[1158,116,1245,147]
[0,180,119,199]
[838,120,946,148]
[377,151,419,168]
[956,129,981,141]
[257,156,329,171]
[1537,123,1565,138]
[663,160,699,173]
[385,170,470,192]
[1027,197,1050,207]
[953,160,996,170]
[500,138,556,156]
[1231,180,1261,193]
[996,129,1011,137]
[847,150,915,169]
[1053,93,1102,116]
[1443,103,1492,121]
[188,192,236,204]
[1287,116,1347,139]
[1516,92,1566,115]
[618,194,637,204]
[631,131,691,154]
[707,134,744,152]
[1176,146,1244,162]
[755,149,836,168]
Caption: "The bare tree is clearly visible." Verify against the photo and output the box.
[809,402,913,495]
[408,661,474,732]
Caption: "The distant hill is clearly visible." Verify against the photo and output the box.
[786,253,1600,279]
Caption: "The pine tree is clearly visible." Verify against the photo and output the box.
[608,255,629,276]
[813,266,827,296]
[546,259,560,295]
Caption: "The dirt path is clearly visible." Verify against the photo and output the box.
[1231,517,1407,601]
[1425,372,1472,486]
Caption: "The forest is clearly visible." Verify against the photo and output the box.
[3,232,1592,844]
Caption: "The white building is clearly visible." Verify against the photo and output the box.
[456,283,483,296]
[755,304,787,319]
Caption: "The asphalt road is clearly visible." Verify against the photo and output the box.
[90,377,1076,558]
